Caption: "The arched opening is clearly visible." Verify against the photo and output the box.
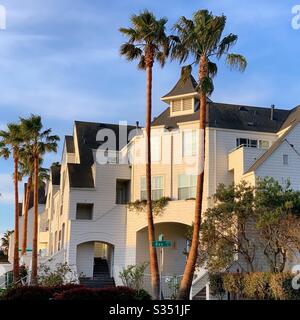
[136,222,189,275]
[76,241,114,279]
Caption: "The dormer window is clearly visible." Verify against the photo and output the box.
[170,98,194,116]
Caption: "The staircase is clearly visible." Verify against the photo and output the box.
[80,258,115,288]
[193,287,207,300]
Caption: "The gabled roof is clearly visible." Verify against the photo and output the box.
[161,74,198,99]
[280,105,300,131]
[51,165,61,186]
[66,121,137,189]
[67,164,94,188]
[152,102,290,133]
[245,124,295,174]
[65,135,75,153]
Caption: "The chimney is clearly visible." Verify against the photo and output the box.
[270,104,275,120]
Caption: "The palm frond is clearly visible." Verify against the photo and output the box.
[208,60,218,78]
[120,43,143,61]
[226,54,247,71]
[216,34,238,58]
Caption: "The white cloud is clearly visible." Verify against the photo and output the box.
[0,173,24,205]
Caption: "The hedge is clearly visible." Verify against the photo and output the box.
[53,286,151,301]
[1,285,151,301]
[209,272,300,300]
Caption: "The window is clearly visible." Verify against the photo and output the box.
[151,136,161,162]
[116,180,130,204]
[58,230,61,251]
[236,138,270,149]
[236,138,257,148]
[76,203,94,220]
[283,154,289,165]
[172,100,181,112]
[259,140,270,149]
[141,176,164,200]
[61,223,65,249]
[183,130,196,157]
[183,98,193,111]
[178,174,196,200]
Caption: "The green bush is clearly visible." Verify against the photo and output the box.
[209,273,225,300]
[223,273,244,297]
[243,272,271,300]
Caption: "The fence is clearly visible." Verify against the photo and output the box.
[143,274,183,299]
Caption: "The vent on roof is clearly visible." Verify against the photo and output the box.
[239,106,248,112]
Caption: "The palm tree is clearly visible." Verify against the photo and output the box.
[0,123,24,282]
[171,10,247,299]
[20,115,59,285]
[19,150,49,256]
[1,230,13,256]
[119,10,169,299]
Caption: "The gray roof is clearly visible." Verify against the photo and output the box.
[65,135,75,153]
[51,165,61,186]
[280,105,300,131]
[67,121,137,189]
[161,74,198,99]
[152,102,290,133]
[68,164,95,188]
[245,124,295,174]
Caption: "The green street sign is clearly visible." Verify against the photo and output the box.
[152,240,172,248]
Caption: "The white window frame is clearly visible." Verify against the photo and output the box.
[178,174,196,200]
[182,130,197,157]
[140,176,164,200]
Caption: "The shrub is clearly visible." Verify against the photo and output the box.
[119,263,148,291]
[38,262,77,287]
[243,272,271,300]
[269,272,300,300]
[135,289,152,300]
[53,286,150,301]
[209,273,225,300]
[1,284,84,301]
[223,273,244,298]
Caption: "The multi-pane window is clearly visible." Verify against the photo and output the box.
[236,138,269,149]
[283,154,289,165]
[140,176,164,200]
[183,130,197,157]
[178,174,196,200]
[151,136,161,162]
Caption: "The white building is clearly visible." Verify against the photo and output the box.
[8,72,300,298]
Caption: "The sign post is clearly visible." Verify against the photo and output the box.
[152,234,172,300]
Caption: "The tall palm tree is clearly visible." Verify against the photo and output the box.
[19,150,49,256]
[20,115,59,285]
[119,10,169,299]
[171,10,247,299]
[0,123,24,282]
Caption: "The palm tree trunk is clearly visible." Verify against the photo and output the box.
[21,176,32,256]
[145,55,160,300]
[13,151,20,283]
[178,55,208,300]
[31,155,39,285]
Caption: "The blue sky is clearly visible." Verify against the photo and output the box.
[0,0,300,235]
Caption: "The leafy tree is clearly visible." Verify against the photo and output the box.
[119,10,170,300]
[171,10,247,299]
[20,115,59,285]
[0,124,24,282]
[255,178,300,272]
[200,182,257,273]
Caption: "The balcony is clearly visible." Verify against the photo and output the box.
[228,145,266,182]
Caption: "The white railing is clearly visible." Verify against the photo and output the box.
[190,268,209,300]
[143,274,183,300]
